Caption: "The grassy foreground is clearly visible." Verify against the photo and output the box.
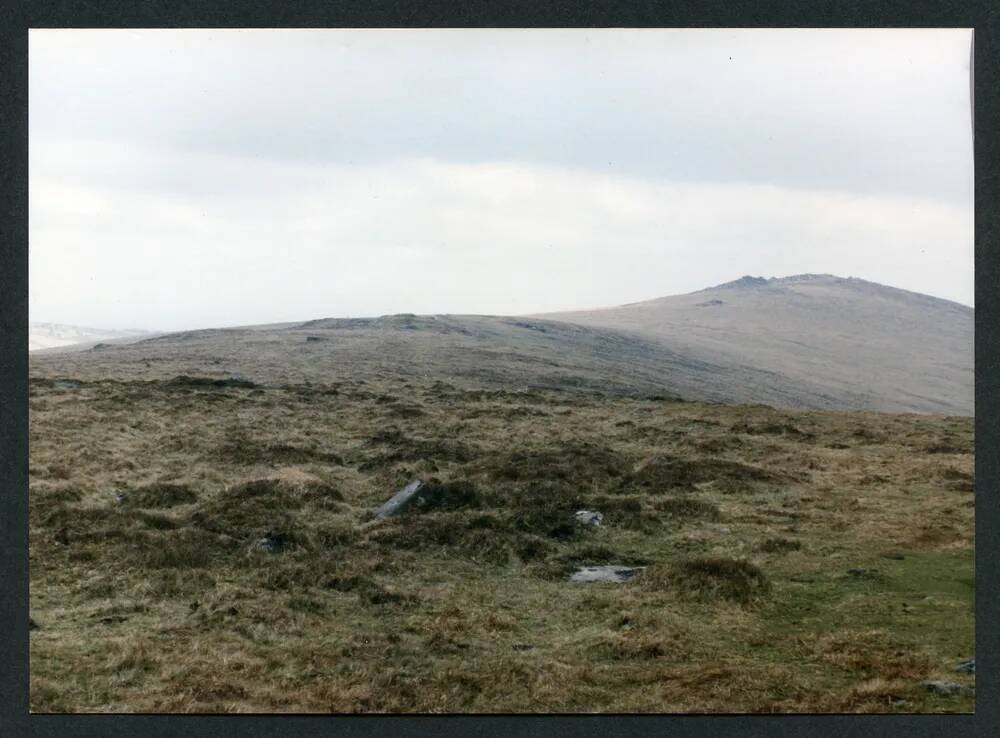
[28,372,974,713]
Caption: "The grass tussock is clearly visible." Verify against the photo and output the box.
[759,537,802,553]
[639,557,771,605]
[120,482,198,509]
[216,431,344,466]
[628,454,783,493]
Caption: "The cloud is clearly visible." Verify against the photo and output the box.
[30,139,973,330]
[30,29,973,201]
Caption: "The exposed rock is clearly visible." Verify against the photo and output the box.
[511,643,535,652]
[569,565,644,583]
[925,681,973,697]
[251,531,291,554]
[574,510,604,527]
[306,336,322,342]
[29,617,39,631]
[375,480,426,519]
[955,658,975,674]
[52,379,81,390]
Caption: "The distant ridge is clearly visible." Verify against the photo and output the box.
[30,275,973,416]
[536,274,973,415]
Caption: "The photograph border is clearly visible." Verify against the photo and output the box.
[2,1,996,736]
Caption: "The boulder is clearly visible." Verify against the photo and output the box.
[574,510,604,527]
[375,480,427,519]
[569,565,644,583]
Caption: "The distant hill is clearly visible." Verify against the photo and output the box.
[533,274,973,415]
[29,323,153,352]
[29,275,973,416]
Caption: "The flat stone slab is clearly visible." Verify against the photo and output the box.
[375,480,426,519]
[569,565,644,583]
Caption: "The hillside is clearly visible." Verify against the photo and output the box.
[29,322,153,352]
[535,275,973,416]
[31,275,974,416]
[27,275,975,713]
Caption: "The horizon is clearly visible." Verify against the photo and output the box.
[29,271,974,335]
[30,29,973,331]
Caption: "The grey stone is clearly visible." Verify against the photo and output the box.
[569,565,644,583]
[375,480,426,519]
[52,379,81,390]
[574,510,604,527]
[955,658,975,674]
[924,681,973,697]
[251,531,290,554]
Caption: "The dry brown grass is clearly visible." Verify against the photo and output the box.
[27,360,974,713]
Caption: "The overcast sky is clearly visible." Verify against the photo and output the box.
[30,29,973,331]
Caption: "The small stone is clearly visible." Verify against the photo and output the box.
[955,658,975,674]
[511,644,535,652]
[252,531,290,554]
[847,568,868,577]
[574,510,604,527]
[925,681,973,696]
[29,617,39,631]
[569,565,644,583]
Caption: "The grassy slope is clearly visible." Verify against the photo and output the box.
[28,367,974,713]
[535,275,974,416]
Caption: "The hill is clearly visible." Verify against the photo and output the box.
[27,274,975,713]
[29,322,153,352]
[31,275,973,415]
[534,274,973,416]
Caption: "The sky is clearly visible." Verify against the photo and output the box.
[29,29,974,331]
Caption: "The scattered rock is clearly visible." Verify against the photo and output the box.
[925,681,973,697]
[306,336,322,342]
[574,510,604,527]
[29,617,39,631]
[569,565,644,583]
[99,615,129,625]
[52,379,81,390]
[847,568,873,577]
[511,643,535,652]
[881,552,906,560]
[252,531,291,554]
[955,658,975,674]
[696,299,724,307]
[91,343,111,351]
[375,480,428,518]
